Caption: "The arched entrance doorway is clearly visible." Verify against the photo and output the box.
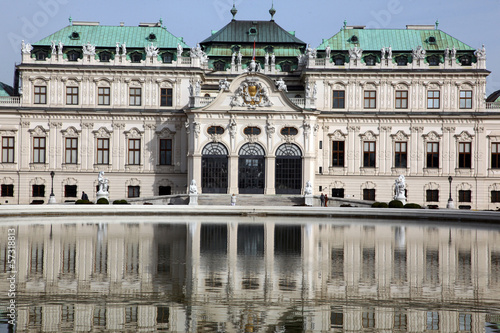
[275,143,302,194]
[202,142,228,193]
[238,143,265,194]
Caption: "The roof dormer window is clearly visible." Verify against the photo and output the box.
[428,36,437,44]
[249,27,257,35]
[350,35,359,43]
[148,33,156,41]
[70,31,80,40]
[67,50,80,62]
[35,51,47,61]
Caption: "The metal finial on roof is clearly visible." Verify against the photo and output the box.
[435,19,439,29]
[269,1,276,21]
[159,18,163,26]
[343,20,347,28]
[69,16,73,25]
[230,1,238,21]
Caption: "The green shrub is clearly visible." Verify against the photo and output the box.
[96,198,109,205]
[75,199,93,205]
[404,203,422,209]
[389,200,404,208]
[372,202,388,208]
[371,202,380,208]
[113,199,129,205]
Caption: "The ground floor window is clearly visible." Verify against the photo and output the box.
[1,184,14,197]
[128,186,140,198]
[459,190,471,203]
[363,189,375,201]
[65,185,77,198]
[492,191,500,203]
[331,189,344,198]
[32,185,45,197]
[426,190,439,202]
[159,186,171,196]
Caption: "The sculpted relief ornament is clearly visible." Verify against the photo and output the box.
[230,77,273,109]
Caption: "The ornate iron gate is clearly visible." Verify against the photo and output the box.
[275,143,302,194]
[202,143,228,194]
[238,143,265,194]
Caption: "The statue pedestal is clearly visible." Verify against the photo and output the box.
[305,194,313,206]
[96,191,109,203]
[395,196,406,206]
[446,199,455,209]
[48,194,56,204]
[189,194,198,206]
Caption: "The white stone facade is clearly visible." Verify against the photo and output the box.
[0,21,499,209]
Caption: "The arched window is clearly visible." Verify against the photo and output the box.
[427,55,440,66]
[213,61,226,71]
[460,55,471,66]
[67,51,80,62]
[239,143,266,194]
[396,55,408,66]
[35,51,48,61]
[202,143,229,193]
[131,52,142,63]
[162,53,173,63]
[281,62,292,72]
[275,144,302,194]
[364,55,376,66]
[334,55,345,65]
[99,52,112,62]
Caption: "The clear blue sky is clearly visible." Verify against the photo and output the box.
[1,0,499,96]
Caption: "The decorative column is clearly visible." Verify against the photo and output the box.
[265,118,276,194]
[347,126,359,174]
[48,121,62,171]
[111,123,125,172]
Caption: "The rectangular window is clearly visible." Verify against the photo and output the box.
[363,141,376,168]
[492,191,500,203]
[395,142,407,168]
[492,143,500,169]
[128,139,141,165]
[32,185,45,197]
[66,87,79,105]
[459,142,471,168]
[129,88,142,106]
[2,137,14,163]
[1,184,14,197]
[364,90,376,109]
[459,190,471,203]
[160,88,173,107]
[34,86,47,104]
[426,142,439,168]
[332,90,345,109]
[426,311,439,330]
[427,91,440,109]
[98,87,110,105]
[362,309,375,328]
[64,185,77,198]
[332,141,344,167]
[395,90,408,109]
[459,313,472,331]
[363,189,375,201]
[426,189,439,202]
[65,138,78,164]
[331,189,344,198]
[159,139,172,165]
[33,137,46,163]
[97,138,109,165]
[128,186,140,198]
[459,90,472,109]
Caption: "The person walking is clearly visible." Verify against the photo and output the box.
[320,193,325,207]
[324,194,328,207]
[231,194,237,206]
[81,191,89,201]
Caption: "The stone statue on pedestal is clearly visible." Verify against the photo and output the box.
[189,179,198,205]
[393,175,406,205]
[96,171,110,202]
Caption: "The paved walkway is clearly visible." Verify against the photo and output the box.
[0,205,499,225]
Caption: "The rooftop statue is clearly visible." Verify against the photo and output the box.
[275,78,288,92]
[475,44,486,60]
[83,42,96,56]
[58,41,63,55]
[21,40,33,54]
[349,46,363,60]
[412,45,426,60]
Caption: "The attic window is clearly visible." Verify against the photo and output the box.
[35,51,47,61]
[207,126,224,135]
[364,55,376,66]
[428,36,436,43]
[396,55,408,66]
[131,52,143,63]
[99,52,111,62]
[67,51,80,61]
[427,55,440,66]
[70,31,80,40]
[249,27,257,35]
[460,55,471,66]
[350,35,358,43]
[148,33,156,40]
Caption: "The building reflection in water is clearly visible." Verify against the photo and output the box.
[0,219,500,332]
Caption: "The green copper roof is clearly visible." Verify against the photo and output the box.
[33,24,189,49]
[0,82,14,97]
[317,28,475,51]
[204,45,302,58]
[201,20,306,45]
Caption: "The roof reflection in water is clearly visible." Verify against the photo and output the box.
[1,216,500,332]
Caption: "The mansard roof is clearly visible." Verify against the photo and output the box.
[487,90,500,103]
[33,23,189,49]
[318,27,475,51]
[201,20,306,45]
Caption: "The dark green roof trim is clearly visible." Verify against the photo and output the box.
[33,25,189,49]
[0,82,14,97]
[318,28,475,51]
[201,20,306,45]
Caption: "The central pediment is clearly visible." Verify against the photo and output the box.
[198,72,305,113]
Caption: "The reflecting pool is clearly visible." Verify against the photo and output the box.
[1,216,500,332]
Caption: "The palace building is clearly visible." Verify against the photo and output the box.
[0,6,499,208]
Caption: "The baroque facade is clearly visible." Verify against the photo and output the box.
[0,7,499,208]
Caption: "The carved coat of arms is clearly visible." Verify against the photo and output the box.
[230,77,273,109]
